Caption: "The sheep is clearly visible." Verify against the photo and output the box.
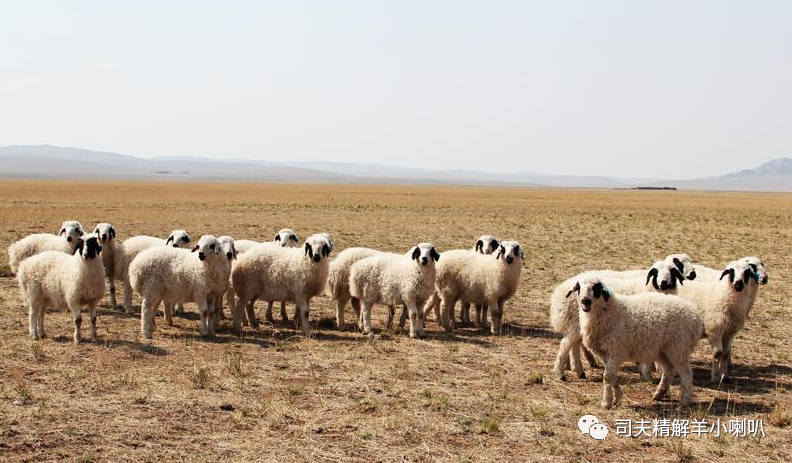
[210,236,238,327]
[350,243,440,338]
[693,256,769,286]
[114,230,191,313]
[17,234,106,344]
[130,235,231,339]
[676,260,761,382]
[549,259,685,381]
[8,220,85,273]
[597,253,698,282]
[327,247,383,330]
[425,235,500,327]
[92,223,118,309]
[231,233,333,337]
[429,241,523,335]
[571,276,703,409]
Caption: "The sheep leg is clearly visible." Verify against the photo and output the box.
[141,298,160,339]
[69,303,82,345]
[554,336,574,381]
[676,359,694,407]
[439,296,456,333]
[28,303,39,340]
[297,299,311,337]
[108,279,117,311]
[399,305,408,330]
[570,338,586,379]
[37,304,46,339]
[197,298,211,339]
[362,301,374,335]
[163,302,175,326]
[489,298,503,335]
[246,300,259,329]
[721,334,736,380]
[601,359,619,409]
[350,297,363,331]
[582,347,599,368]
[481,304,489,328]
[281,301,289,322]
[225,286,235,318]
[710,338,725,383]
[652,357,674,400]
[175,303,185,315]
[335,298,347,331]
[639,363,654,382]
[88,303,98,343]
[232,296,249,333]
[124,279,135,314]
[264,301,274,323]
[422,293,440,324]
[460,302,471,326]
[406,302,424,339]
[386,305,395,332]
[293,304,301,331]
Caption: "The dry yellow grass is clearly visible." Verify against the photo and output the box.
[0,180,791,462]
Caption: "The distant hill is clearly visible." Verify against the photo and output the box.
[0,145,790,191]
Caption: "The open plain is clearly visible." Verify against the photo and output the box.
[0,180,791,462]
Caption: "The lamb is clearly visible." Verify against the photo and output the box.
[17,234,106,344]
[349,243,440,338]
[429,241,523,335]
[210,236,238,327]
[92,223,118,309]
[572,276,703,408]
[130,235,231,339]
[114,230,191,313]
[676,260,761,382]
[8,220,85,273]
[549,259,685,381]
[231,233,333,337]
[327,247,383,330]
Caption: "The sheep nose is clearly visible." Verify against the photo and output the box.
[66,236,73,242]
[581,299,592,311]
[761,276,768,285]
[687,270,697,280]
[734,280,744,292]
[226,252,233,259]
[660,280,669,290]
[506,256,514,264]
[101,234,107,241]
[421,257,428,265]
[198,252,206,261]
[173,244,179,248]
[313,255,320,263]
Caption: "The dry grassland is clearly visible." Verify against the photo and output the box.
[0,180,790,462]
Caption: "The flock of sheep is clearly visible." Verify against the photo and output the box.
[7,220,768,409]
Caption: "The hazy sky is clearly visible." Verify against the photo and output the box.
[1,1,790,179]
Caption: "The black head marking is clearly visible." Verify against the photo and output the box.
[430,247,440,262]
[191,244,199,252]
[671,267,684,286]
[565,282,580,298]
[475,240,483,253]
[720,268,735,283]
[411,247,420,261]
[490,240,500,251]
[166,235,174,245]
[290,234,299,243]
[322,243,331,257]
[304,242,313,258]
[646,267,659,290]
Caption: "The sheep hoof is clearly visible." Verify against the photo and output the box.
[601,401,613,410]
[577,372,586,380]
[652,392,665,401]
[556,372,567,382]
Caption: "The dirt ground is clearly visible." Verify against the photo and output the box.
[0,180,790,462]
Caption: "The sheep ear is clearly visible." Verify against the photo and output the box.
[110,227,116,238]
[720,268,735,282]
[166,235,174,245]
[275,234,281,242]
[232,244,238,260]
[411,247,420,260]
[73,239,84,256]
[495,246,504,260]
[94,228,100,234]
[593,282,603,298]
[290,234,299,243]
[304,242,312,257]
[672,257,684,273]
[475,240,483,252]
[671,267,684,286]
[191,245,199,252]
[322,244,331,257]
[601,288,610,302]
[490,240,499,251]
[430,247,440,262]
[565,282,580,298]
[58,227,66,236]
[645,267,658,287]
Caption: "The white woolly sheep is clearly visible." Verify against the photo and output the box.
[114,230,191,313]
[599,253,698,282]
[676,260,761,382]
[549,259,686,381]
[210,236,238,327]
[92,223,118,309]
[350,243,440,338]
[130,235,231,338]
[231,233,333,336]
[8,220,85,273]
[429,241,523,335]
[572,276,703,408]
[327,247,383,330]
[17,234,106,344]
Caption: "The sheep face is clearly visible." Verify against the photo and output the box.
[73,235,102,260]
[645,260,685,292]
[719,261,758,292]
[571,278,610,314]
[93,222,116,243]
[667,253,697,280]
[303,234,332,263]
[274,228,300,248]
[410,242,440,267]
[166,230,191,248]
[58,220,84,243]
[191,235,222,262]
[217,236,238,261]
[742,256,768,285]
[474,235,499,254]
[495,240,522,265]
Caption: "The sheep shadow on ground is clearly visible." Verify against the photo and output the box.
[47,336,168,356]
[631,396,771,417]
